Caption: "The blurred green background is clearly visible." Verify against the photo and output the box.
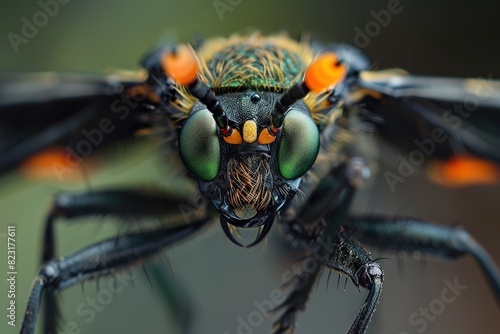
[1,0,500,334]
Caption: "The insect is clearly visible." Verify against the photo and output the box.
[2,33,499,334]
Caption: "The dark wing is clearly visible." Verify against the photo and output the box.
[356,72,500,164]
[0,72,153,175]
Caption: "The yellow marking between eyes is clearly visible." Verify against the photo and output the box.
[243,120,257,143]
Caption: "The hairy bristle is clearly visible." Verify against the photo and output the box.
[227,156,272,212]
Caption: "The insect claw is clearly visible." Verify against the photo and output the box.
[246,219,274,248]
[220,217,244,247]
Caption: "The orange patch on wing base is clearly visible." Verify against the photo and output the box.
[20,147,100,182]
[304,53,346,92]
[126,85,160,104]
[162,45,198,86]
[428,155,500,187]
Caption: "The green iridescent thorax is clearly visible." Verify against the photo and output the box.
[206,43,305,92]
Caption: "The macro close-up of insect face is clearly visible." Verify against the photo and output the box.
[167,39,330,245]
[1,1,500,334]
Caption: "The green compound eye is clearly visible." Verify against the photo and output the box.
[278,109,320,180]
[179,109,220,181]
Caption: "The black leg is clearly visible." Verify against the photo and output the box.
[36,187,206,334]
[41,187,204,261]
[343,217,500,303]
[41,215,58,334]
[148,260,194,334]
[275,157,382,334]
[21,218,208,334]
[272,257,322,334]
[323,231,383,334]
[274,223,383,334]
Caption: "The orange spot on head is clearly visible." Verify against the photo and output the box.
[428,155,500,187]
[223,128,243,145]
[162,45,199,86]
[257,128,277,145]
[305,52,346,92]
